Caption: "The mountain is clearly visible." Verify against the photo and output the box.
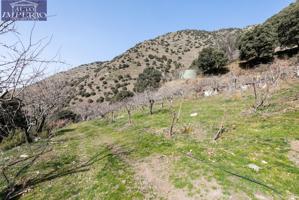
[44,1,297,109]
[50,28,243,107]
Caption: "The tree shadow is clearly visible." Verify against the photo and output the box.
[204,67,230,76]
[0,145,120,200]
[239,57,274,69]
[55,128,76,136]
[275,47,299,59]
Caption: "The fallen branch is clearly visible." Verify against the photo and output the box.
[213,125,225,141]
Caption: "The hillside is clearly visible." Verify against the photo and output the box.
[49,28,243,107]
[1,1,299,199]
[2,80,299,199]
[36,2,299,110]
[46,3,299,110]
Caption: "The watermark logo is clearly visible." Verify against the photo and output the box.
[1,0,47,21]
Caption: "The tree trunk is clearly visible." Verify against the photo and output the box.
[36,115,46,133]
[24,129,33,143]
[169,111,177,137]
[252,82,257,102]
[126,106,132,125]
[149,100,154,115]
[111,111,115,122]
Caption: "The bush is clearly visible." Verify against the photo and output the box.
[148,54,155,59]
[238,25,275,62]
[88,99,94,103]
[96,97,105,103]
[54,110,79,122]
[133,67,162,93]
[113,90,134,102]
[191,47,228,75]
[0,98,27,141]
[0,131,25,150]
[278,6,299,47]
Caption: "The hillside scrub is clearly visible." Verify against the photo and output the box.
[278,4,299,48]
[238,1,299,64]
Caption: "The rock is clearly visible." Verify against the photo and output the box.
[261,160,268,164]
[190,113,198,117]
[20,154,29,158]
[186,149,193,156]
[248,163,261,172]
[204,89,218,97]
[241,85,249,91]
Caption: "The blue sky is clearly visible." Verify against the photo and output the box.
[4,0,295,72]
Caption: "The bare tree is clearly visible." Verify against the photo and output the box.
[248,65,282,112]
[0,22,63,140]
[22,78,72,134]
[0,22,67,199]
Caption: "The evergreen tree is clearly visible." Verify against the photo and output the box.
[134,67,162,93]
[278,7,299,47]
[192,47,228,75]
[238,25,275,62]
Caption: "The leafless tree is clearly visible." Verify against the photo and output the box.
[121,97,136,125]
[249,65,283,112]
[22,78,72,134]
[0,21,66,199]
[0,21,63,139]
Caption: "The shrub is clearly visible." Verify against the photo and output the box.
[0,131,25,150]
[88,99,94,103]
[278,6,299,47]
[191,47,228,75]
[238,25,275,62]
[133,67,162,93]
[54,110,79,122]
[0,98,27,141]
[96,97,105,103]
[148,54,155,59]
[113,90,134,102]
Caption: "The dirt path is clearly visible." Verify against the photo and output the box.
[288,140,299,167]
[133,155,227,200]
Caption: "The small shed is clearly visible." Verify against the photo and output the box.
[179,69,197,80]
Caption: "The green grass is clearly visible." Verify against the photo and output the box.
[1,82,299,199]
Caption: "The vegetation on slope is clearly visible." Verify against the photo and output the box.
[1,80,298,199]
[238,1,299,64]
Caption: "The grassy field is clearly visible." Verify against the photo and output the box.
[1,81,299,200]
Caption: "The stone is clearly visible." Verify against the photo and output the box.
[190,113,198,117]
[248,163,260,172]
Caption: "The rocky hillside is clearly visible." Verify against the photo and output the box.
[46,1,297,108]
[50,28,243,107]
